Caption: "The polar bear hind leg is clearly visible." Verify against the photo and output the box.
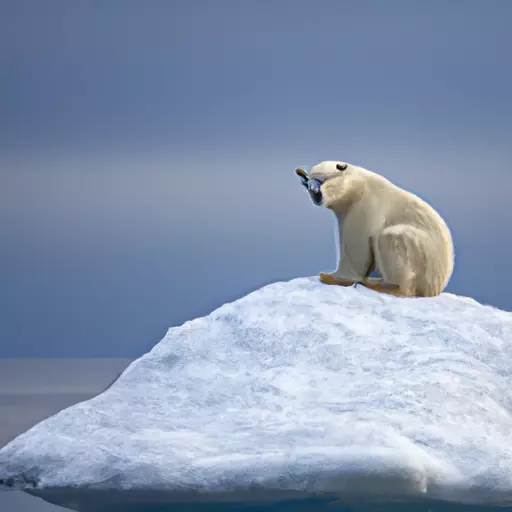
[359,277,409,297]
[368,225,434,298]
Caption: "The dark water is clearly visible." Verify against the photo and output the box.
[1,359,511,512]
[22,492,512,512]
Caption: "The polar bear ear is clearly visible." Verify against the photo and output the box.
[336,163,348,171]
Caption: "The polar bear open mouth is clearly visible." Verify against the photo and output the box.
[295,168,324,206]
[308,178,324,206]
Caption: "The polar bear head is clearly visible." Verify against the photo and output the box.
[309,161,367,211]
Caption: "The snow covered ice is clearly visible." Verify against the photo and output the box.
[1,277,512,510]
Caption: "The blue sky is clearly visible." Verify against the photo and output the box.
[1,0,511,357]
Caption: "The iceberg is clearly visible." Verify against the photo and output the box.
[1,277,512,511]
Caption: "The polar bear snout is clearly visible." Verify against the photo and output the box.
[295,168,309,181]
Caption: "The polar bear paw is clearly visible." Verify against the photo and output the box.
[319,272,355,287]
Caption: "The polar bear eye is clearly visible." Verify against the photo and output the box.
[336,163,348,171]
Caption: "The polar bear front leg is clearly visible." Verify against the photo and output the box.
[319,234,374,287]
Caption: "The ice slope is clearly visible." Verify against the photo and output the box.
[1,277,512,508]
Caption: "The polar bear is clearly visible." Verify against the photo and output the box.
[295,161,454,298]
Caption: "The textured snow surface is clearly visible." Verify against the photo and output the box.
[1,277,512,506]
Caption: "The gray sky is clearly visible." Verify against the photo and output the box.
[1,0,511,357]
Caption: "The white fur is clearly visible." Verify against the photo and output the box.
[309,161,454,297]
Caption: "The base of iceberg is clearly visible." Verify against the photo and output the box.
[23,490,512,512]
[1,277,512,511]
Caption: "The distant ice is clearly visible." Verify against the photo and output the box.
[1,277,512,510]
